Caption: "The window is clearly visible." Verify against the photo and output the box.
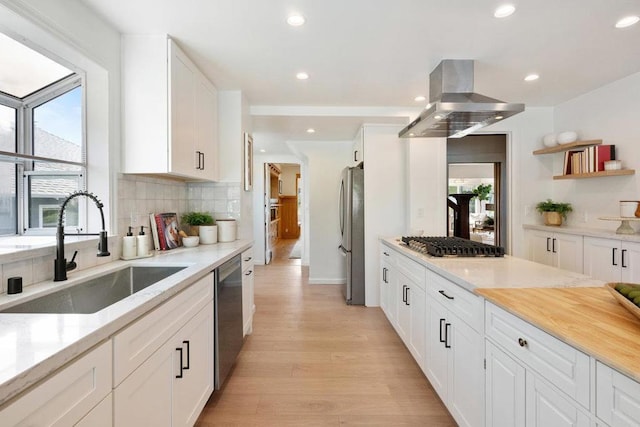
[0,33,85,236]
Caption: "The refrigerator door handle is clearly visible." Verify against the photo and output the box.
[339,180,345,236]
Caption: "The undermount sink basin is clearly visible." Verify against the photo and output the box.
[0,266,186,314]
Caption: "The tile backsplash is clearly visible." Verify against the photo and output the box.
[0,174,244,294]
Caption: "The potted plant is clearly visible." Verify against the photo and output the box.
[182,212,217,243]
[471,183,492,202]
[536,199,573,226]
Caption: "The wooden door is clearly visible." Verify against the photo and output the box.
[279,196,299,238]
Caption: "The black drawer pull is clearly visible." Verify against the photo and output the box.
[518,338,528,348]
[438,290,454,300]
[383,251,390,257]
[244,256,252,262]
[245,270,253,276]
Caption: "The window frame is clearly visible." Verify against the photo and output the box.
[0,73,86,236]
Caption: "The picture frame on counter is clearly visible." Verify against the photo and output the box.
[244,132,253,191]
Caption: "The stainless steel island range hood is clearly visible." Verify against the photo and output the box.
[399,60,524,138]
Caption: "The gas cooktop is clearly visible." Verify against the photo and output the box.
[401,236,505,257]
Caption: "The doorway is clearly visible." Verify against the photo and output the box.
[264,162,302,265]
[447,134,507,249]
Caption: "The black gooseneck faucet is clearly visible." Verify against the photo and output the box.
[54,191,110,282]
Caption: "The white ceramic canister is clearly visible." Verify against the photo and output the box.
[199,225,218,244]
[620,201,638,218]
[217,219,237,242]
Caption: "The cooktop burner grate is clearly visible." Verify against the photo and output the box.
[401,236,505,257]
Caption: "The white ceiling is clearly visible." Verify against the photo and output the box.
[79,0,640,151]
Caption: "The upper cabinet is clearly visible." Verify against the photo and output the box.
[351,127,364,166]
[122,35,219,181]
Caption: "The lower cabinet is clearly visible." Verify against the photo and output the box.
[425,275,484,427]
[379,246,396,325]
[596,361,640,426]
[396,269,426,368]
[242,247,255,336]
[0,340,112,426]
[114,300,214,426]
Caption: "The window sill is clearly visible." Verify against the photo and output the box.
[0,235,115,264]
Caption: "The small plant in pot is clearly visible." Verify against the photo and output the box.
[182,212,215,236]
[536,199,573,226]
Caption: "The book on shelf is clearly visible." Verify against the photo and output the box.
[595,144,615,172]
[149,212,183,250]
[562,145,615,175]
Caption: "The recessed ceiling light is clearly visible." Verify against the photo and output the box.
[495,115,504,120]
[494,4,516,18]
[287,14,306,26]
[306,128,315,133]
[260,149,266,153]
[296,72,309,80]
[434,114,444,120]
[615,15,639,28]
[408,133,415,137]
[414,95,426,102]
[524,73,539,82]
[425,103,433,110]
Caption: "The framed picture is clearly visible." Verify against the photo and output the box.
[244,132,253,191]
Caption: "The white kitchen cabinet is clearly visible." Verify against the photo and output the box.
[583,236,640,283]
[485,341,526,427]
[0,341,112,426]
[526,229,583,273]
[596,361,640,426]
[122,34,218,181]
[526,371,590,427]
[242,247,255,336]
[379,245,397,325]
[425,270,484,427]
[75,394,113,427]
[114,301,214,427]
[352,126,364,166]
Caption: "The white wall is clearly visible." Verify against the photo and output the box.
[553,71,640,233]
[288,140,352,284]
[280,164,299,196]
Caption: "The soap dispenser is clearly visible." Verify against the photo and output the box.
[122,226,137,258]
[137,225,149,257]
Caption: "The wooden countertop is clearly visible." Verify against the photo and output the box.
[477,286,640,382]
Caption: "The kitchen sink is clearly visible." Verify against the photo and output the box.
[0,266,186,314]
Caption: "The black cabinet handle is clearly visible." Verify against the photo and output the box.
[244,257,252,262]
[383,251,389,257]
[622,249,628,268]
[444,323,451,348]
[546,237,551,252]
[183,340,190,370]
[175,347,184,378]
[552,238,557,253]
[405,287,410,306]
[195,151,202,170]
[438,290,454,300]
[382,267,388,283]
[439,318,446,343]
[402,285,407,302]
[245,270,253,276]
[200,152,205,170]
[518,338,528,348]
[354,150,358,162]
[613,248,618,266]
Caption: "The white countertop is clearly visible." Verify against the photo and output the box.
[381,237,603,292]
[523,223,640,242]
[0,240,251,407]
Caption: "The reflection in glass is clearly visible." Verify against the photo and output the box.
[33,86,82,163]
[0,104,16,152]
[27,173,82,229]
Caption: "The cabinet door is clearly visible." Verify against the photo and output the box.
[395,271,411,344]
[448,316,485,427]
[596,361,640,426]
[486,341,525,427]
[173,302,214,427]
[621,241,640,284]
[554,233,584,273]
[352,127,363,165]
[195,77,219,181]
[525,371,590,427]
[408,283,426,371]
[380,256,396,325]
[425,298,449,402]
[583,237,620,282]
[169,40,197,177]
[114,339,173,427]
[242,263,255,336]
[527,230,553,266]
[75,394,112,427]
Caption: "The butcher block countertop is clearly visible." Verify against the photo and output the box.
[477,286,640,383]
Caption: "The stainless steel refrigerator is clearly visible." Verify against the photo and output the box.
[339,165,365,305]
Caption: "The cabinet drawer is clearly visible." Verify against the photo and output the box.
[113,273,213,386]
[380,244,397,266]
[396,253,425,290]
[241,247,254,272]
[485,302,590,409]
[0,340,112,426]
[426,269,483,333]
[596,362,640,426]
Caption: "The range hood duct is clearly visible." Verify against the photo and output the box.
[399,60,525,138]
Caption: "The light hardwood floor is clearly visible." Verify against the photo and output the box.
[196,238,456,426]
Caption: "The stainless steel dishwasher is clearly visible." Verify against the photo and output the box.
[214,254,243,389]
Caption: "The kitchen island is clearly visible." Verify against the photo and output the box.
[0,240,251,414]
[380,237,640,427]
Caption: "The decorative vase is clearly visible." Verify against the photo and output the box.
[543,211,563,226]
[217,219,237,242]
[199,225,218,244]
